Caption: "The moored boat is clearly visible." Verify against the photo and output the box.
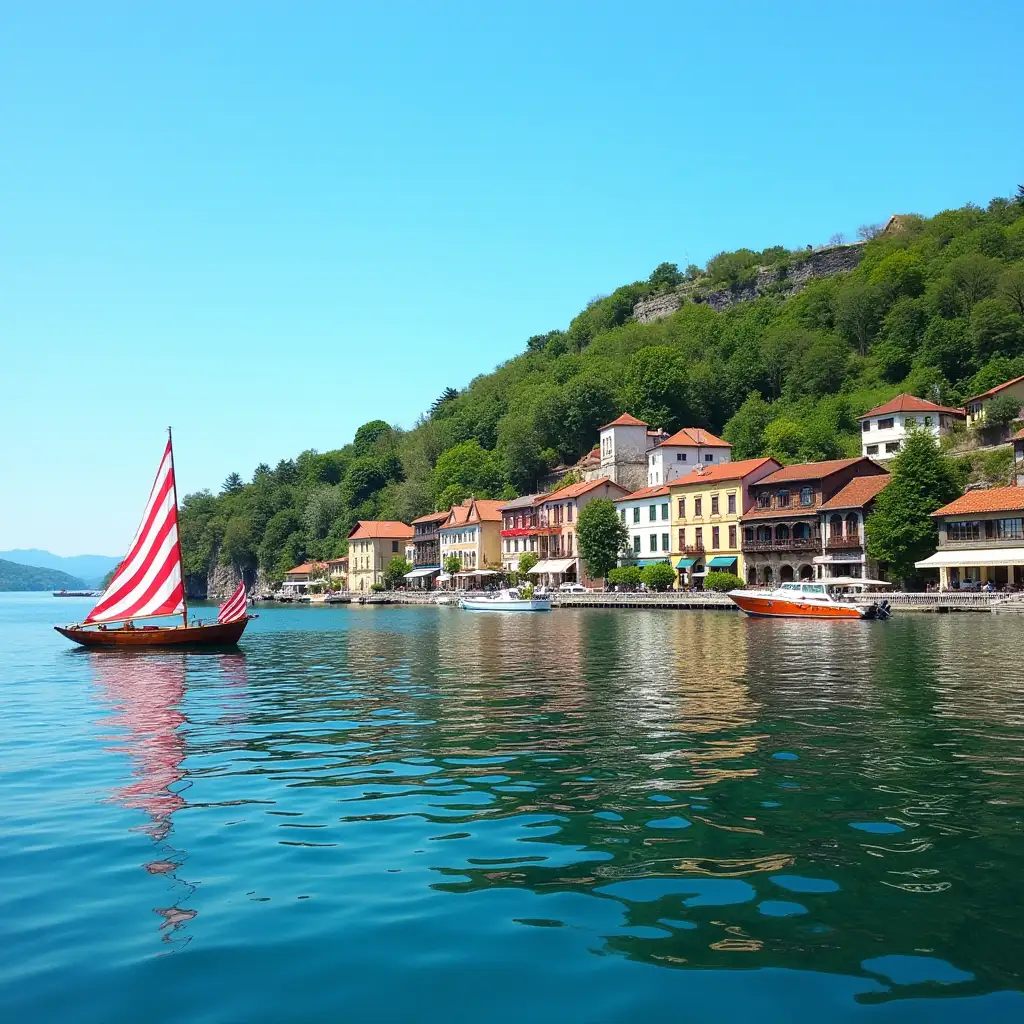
[55,430,253,649]
[459,587,551,612]
[727,580,892,620]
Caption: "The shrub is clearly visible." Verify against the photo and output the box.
[607,565,643,589]
[703,571,744,592]
[640,562,676,591]
[370,583,386,592]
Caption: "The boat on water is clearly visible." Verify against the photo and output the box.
[459,587,552,612]
[55,430,253,649]
[53,590,102,598]
[727,579,892,620]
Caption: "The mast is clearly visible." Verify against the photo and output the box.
[167,426,189,628]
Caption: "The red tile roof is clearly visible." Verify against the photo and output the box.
[819,474,891,510]
[412,510,450,524]
[443,503,472,527]
[599,412,648,430]
[615,483,671,502]
[965,374,1024,405]
[859,394,965,419]
[756,457,876,486]
[542,477,631,503]
[465,498,504,523]
[1012,427,1024,442]
[666,457,781,487]
[347,520,414,540]
[657,426,731,449]
[285,562,327,575]
[932,486,1024,517]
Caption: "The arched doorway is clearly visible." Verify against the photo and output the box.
[829,514,843,539]
[775,523,791,541]
[747,566,757,585]
[761,566,773,585]
[779,564,795,583]
[798,564,813,580]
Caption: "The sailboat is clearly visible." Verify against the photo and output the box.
[55,430,252,648]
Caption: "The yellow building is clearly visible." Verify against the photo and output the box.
[347,520,414,592]
[965,374,1024,427]
[669,457,780,586]
[438,498,504,586]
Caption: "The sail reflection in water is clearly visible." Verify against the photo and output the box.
[91,651,248,942]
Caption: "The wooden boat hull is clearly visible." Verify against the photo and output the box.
[728,592,871,619]
[55,618,251,648]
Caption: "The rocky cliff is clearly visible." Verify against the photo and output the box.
[185,561,265,601]
[633,242,866,324]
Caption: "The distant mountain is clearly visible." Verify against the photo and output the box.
[0,550,121,588]
[0,558,86,592]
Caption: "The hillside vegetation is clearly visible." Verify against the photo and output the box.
[0,558,85,592]
[181,191,1024,583]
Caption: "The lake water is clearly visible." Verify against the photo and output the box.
[2,593,1023,1022]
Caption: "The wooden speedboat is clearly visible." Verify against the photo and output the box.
[459,587,551,612]
[728,580,891,620]
[56,429,252,649]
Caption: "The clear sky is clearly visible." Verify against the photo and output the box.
[1,1,1022,555]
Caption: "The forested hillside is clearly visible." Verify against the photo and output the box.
[181,191,1024,583]
[0,559,85,592]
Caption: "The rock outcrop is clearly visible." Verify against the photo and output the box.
[633,242,866,324]
[184,561,265,601]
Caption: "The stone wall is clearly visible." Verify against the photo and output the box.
[186,559,266,601]
[632,242,866,323]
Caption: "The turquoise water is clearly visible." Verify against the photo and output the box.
[2,592,1023,1022]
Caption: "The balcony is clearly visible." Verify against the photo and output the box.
[825,535,863,550]
[501,526,537,537]
[743,536,821,553]
[678,544,705,555]
[940,534,1024,549]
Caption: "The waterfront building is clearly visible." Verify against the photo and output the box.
[668,457,780,586]
[327,554,348,590]
[281,561,328,596]
[529,477,630,587]
[857,394,965,460]
[740,458,889,586]
[615,484,672,566]
[405,509,448,589]
[498,493,544,572]
[916,486,1024,589]
[964,374,1024,427]
[646,427,732,486]
[1014,428,1024,486]
[347,520,414,592]
[815,473,890,580]
[438,498,504,587]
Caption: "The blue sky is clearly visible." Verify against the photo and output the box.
[2,1,1022,555]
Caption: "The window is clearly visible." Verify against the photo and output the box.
[661,532,670,551]
[567,532,573,554]
[678,497,686,518]
[694,497,703,516]
[904,417,915,428]
[649,533,658,552]
[392,541,399,552]
[695,527,703,548]
[744,527,754,543]
[567,504,573,522]
[649,504,657,521]
[633,535,641,553]
[728,524,737,548]
[711,495,719,515]
[727,493,736,514]
[633,507,640,524]
[704,453,713,462]
[861,419,871,432]
[661,502,669,520]
[924,416,933,427]
[947,520,981,542]
[866,444,879,455]
[878,417,895,429]
[757,491,770,509]
[712,526,720,549]
[678,527,686,548]
[885,441,901,453]
[677,452,687,462]
[996,518,1024,540]
[776,489,790,508]
[800,486,813,507]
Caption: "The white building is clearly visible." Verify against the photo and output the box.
[594,413,653,492]
[614,484,672,565]
[647,427,732,486]
[858,394,965,461]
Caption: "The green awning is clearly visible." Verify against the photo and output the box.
[707,556,738,568]
[675,556,698,569]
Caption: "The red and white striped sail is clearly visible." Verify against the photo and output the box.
[85,440,185,624]
[218,582,248,623]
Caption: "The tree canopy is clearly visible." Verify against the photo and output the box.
[576,499,629,581]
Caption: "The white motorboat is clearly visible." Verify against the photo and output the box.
[459,587,552,612]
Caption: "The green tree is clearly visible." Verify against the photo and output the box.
[866,429,961,585]
[640,562,676,591]
[723,393,775,459]
[432,439,501,501]
[517,551,538,576]
[648,262,684,290]
[259,509,303,571]
[383,556,411,589]
[1000,262,1024,316]
[497,415,544,494]
[834,283,883,355]
[576,499,629,581]
[430,387,459,418]
[703,570,744,592]
[608,565,643,589]
[984,392,1022,428]
[443,554,463,575]
[221,472,244,494]
[970,298,1024,359]
[622,346,690,430]
[221,515,256,568]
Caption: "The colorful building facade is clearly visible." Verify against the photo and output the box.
[347,520,414,592]
[858,394,964,461]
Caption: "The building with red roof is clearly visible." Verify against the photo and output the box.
[965,375,1024,427]
[858,393,965,460]
[347,520,414,593]
[438,498,506,585]
[917,485,1024,590]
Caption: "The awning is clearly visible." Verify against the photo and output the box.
[675,556,698,569]
[455,569,500,577]
[437,572,452,582]
[916,547,1024,568]
[527,558,576,574]
[707,556,738,569]
[404,567,440,579]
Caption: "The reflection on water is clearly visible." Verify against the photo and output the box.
[3,598,1024,1020]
